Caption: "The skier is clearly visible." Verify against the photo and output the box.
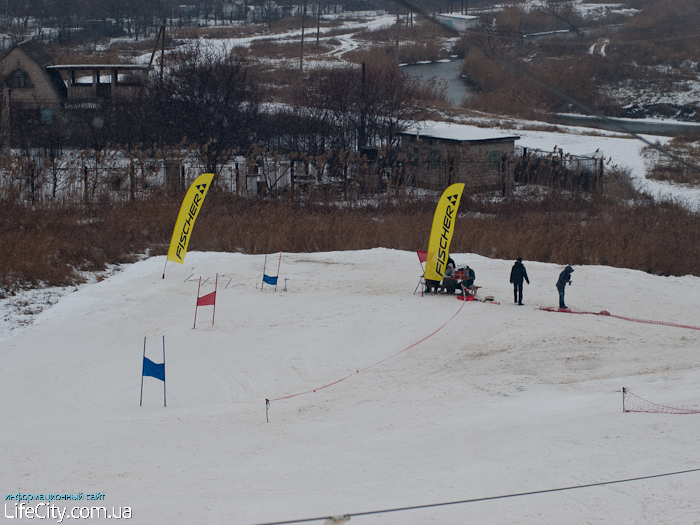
[556,266,574,309]
[509,257,529,305]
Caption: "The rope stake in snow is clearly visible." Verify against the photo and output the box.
[539,306,700,331]
[266,299,466,406]
[266,399,270,423]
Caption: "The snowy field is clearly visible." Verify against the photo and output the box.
[2,249,700,524]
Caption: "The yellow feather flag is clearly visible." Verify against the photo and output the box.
[425,183,465,282]
[166,173,214,264]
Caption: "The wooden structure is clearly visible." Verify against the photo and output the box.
[400,122,520,191]
[46,64,149,103]
[0,39,150,151]
[1,40,149,107]
[0,39,66,110]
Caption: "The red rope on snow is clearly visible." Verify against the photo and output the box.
[268,298,467,402]
[539,306,700,331]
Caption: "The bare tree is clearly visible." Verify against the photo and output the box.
[289,58,445,151]
[145,45,262,172]
[534,0,582,35]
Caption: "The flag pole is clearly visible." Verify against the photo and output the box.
[162,258,167,279]
[162,335,166,408]
[261,243,269,289]
[194,276,201,328]
[275,243,284,291]
[140,337,146,406]
[212,273,218,326]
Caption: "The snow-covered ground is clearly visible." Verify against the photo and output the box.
[134,12,396,66]
[2,249,699,524]
[603,77,700,110]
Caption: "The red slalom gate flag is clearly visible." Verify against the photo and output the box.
[194,273,217,328]
[197,291,216,306]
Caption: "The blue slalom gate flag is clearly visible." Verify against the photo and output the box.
[262,274,278,286]
[140,336,166,407]
[142,357,165,382]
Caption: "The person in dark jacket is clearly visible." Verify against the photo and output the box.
[556,266,574,309]
[441,257,458,294]
[463,265,475,288]
[509,257,529,305]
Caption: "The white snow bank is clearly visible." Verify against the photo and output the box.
[1,249,699,524]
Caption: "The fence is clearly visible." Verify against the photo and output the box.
[513,145,604,192]
[0,144,606,207]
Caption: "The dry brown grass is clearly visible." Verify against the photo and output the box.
[452,196,700,276]
[248,39,332,60]
[348,20,454,65]
[0,198,160,289]
[342,47,398,66]
[460,47,619,118]
[397,42,450,65]
[3,185,700,292]
[644,135,700,185]
[172,24,260,40]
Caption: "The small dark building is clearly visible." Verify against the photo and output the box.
[400,122,520,190]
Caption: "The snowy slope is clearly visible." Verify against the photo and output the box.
[1,249,699,524]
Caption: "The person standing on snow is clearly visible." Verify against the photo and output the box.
[556,266,574,309]
[509,257,529,305]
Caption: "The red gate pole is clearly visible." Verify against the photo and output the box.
[194,276,201,328]
[212,273,218,326]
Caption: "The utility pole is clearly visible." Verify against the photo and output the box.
[358,62,366,150]
[160,20,165,85]
[300,0,307,71]
[395,9,400,65]
[316,0,321,45]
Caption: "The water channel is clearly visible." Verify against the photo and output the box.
[402,59,700,136]
[402,59,471,106]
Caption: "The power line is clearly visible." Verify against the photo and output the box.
[392,0,700,175]
[248,467,700,525]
